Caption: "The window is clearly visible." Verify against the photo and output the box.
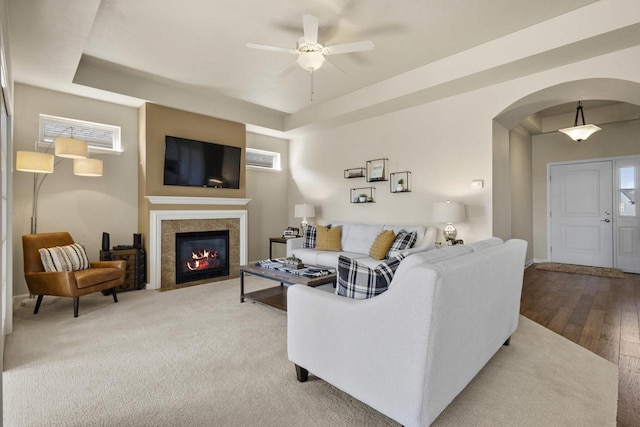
[246,147,281,171]
[39,114,122,153]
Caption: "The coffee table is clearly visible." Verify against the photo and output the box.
[240,263,336,311]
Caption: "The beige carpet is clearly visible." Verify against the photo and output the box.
[536,262,625,278]
[4,277,618,426]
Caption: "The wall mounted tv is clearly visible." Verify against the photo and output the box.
[163,136,242,189]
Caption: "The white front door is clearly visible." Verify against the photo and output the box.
[549,161,613,267]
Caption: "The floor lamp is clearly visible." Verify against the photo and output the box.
[15,133,103,306]
[16,135,103,234]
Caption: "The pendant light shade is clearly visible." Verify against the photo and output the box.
[16,151,54,173]
[558,101,601,142]
[73,158,103,177]
[55,137,88,159]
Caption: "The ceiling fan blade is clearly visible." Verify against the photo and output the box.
[323,40,374,55]
[246,43,298,54]
[303,14,319,44]
[277,62,299,78]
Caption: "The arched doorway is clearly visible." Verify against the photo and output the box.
[492,78,640,269]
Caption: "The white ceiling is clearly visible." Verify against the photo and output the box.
[8,0,600,119]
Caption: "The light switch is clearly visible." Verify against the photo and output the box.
[471,179,484,189]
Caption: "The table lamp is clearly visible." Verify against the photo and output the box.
[294,204,316,231]
[432,200,466,244]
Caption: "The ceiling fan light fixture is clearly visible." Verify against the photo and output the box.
[558,101,601,142]
[297,51,325,71]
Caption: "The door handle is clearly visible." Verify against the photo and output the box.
[600,218,611,223]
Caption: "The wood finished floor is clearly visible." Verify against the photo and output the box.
[520,266,640,427]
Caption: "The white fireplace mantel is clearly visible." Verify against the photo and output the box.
[146,196,251,205]
[148,209,248,290]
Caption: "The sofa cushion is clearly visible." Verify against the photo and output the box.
[383,225,426,247]
[316,225,342,251]
[388,229,417,254]
[339,223,384,254]
[336,254,405,299]
[468,237,504,252]
[369,230,396,260]
[302,225,317,249]
[39,243,90,272]
[390,244,474,288]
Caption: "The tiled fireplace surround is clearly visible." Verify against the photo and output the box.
[146,197,249,290]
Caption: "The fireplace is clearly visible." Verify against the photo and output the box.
[175,230,229,284]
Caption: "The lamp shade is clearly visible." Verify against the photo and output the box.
[16,151,54,173]
[73,158,103,177]
[558,124,601,142]
[432,201,466,223]
[55,137,88,159]
[294,204,316,218]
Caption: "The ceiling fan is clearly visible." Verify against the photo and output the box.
[247,13,374,99]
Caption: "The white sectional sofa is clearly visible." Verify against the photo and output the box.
[286,223,437,269]
[287,238,527,427]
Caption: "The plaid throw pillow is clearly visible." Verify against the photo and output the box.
[336,254,405,299]
[302,225,317,249]
[39,243,90,272]
[388,230,417,253]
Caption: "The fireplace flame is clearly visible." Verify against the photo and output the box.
[186,249,219,271]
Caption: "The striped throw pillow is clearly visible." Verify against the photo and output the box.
[336,254,405,299]
[302,225,317,249]
[388,230,417,253]
[39,243,90,272]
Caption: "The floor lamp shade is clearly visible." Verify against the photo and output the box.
[16,151,54,173]
[74,158,103,177]
[54,137,88,159]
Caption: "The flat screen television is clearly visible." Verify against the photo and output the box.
[163,135,241,189]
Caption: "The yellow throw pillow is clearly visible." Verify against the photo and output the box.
[369,230,396,260]
[316,225,342,251]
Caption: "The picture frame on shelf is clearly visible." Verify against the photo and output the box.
[366,158,388,182]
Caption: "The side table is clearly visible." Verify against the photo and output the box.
[100,248,146,291]
[269,237,288,259]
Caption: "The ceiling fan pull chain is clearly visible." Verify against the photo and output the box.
[310,69,314,102]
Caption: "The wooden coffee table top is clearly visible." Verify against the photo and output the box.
[240,263,336,287]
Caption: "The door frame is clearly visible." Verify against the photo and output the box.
[547,154,640,270]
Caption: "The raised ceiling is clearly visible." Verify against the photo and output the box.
[10,0,639,135]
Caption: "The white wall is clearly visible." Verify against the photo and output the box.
[245,132,289,261]
[288,46,640,245]
[510,128,533,262]
[12,84,138,298]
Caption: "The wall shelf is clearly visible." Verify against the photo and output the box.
[344,167,365,179]
[390,171,412,193]
[350,187,375,203]
[366,158,388,182]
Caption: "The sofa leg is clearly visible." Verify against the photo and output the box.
[33,295,44,314]
[112,287,118,303]
[503,337,511,346]
[73,297,79,318]
[295,364,309,382]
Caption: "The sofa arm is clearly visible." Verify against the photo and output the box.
[287,267,438,426]
[286,237,304,257]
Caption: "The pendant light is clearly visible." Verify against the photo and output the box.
[558,101,601,142]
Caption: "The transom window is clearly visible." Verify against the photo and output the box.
[39,114,122,153]
[246,147,281,171]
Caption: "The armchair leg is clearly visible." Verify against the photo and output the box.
[73,297,79,318]
[111,287,118,303]
[504,337,511,346]
[295,364,309,382]
[33,295,44,314]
